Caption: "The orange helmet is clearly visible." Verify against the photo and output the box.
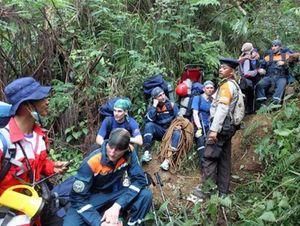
[176,83,188,97]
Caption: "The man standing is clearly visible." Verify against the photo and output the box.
[256,39,293,106]
[96,98,143,147]
[141,87,179,170]
[192,80,215,170]
[64,128,152,226]
[0,77,68,225]
[194,58,239,198]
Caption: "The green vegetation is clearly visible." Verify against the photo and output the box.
[1,0,299,224]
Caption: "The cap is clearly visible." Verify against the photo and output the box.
[114,98,132,111]
[272,39,282,47]
[219,57,239,69]
[151,87,164,98]
[203,80,214,88]
[241,42,254,52]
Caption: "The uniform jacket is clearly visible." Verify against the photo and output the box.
[69,141,147,225]
[0,117,55,194]
[145,100,178,127]
[261,49,292,77]
[210,79,238,133]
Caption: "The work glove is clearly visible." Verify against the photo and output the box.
[195,128,203,138]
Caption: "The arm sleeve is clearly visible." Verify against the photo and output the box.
[145,106,157,122]
[210,83,232,133]
[243,60,257,77]
[40,151,55,175]
[69,162,101,226]
[130,119,142,137]
[115,151,148,209]
[191,96,200,110]
[210,103,230,133]
[97,118,109,137]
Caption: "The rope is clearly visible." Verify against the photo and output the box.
[159,116,194,171]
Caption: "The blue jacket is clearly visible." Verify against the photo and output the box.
[69,141,147,225]
[145,100,178,127]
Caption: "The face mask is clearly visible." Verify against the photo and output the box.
[31,111,40,122]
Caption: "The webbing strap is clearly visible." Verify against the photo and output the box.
[0,132,8,156]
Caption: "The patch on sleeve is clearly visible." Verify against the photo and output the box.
[73,180,85,193]
[218,83,232,105]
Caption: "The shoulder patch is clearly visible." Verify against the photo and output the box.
[73,180,85,193]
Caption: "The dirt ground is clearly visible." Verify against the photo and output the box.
[142,114,271,209]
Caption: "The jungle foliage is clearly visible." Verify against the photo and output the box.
[0,0,300,225]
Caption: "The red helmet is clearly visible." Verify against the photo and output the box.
[176,83,188,97]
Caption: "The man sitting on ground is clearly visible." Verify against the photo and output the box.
[64,128,152,226]
[96,98,143,147]
[141,87,179,171]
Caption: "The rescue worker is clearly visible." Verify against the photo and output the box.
[0,77,68,225]
[256,39,293,106]
[141,87,179,171]
[96,98,143,147]
[64,128,152,226]
[238,42,260,114]
[193,58,239,198]
[191,80,215,170]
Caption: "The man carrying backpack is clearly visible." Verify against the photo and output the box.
[0,77,68,225]
[256,39,293,106]
[191,80,215,171]
[141,87,179,171]
[96,98,143,147]
[64,128,152,226]
[193,58,240,199]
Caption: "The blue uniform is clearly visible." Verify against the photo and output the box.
[63,142,152,226]
[191,95,211,129]
[191,95,212,167]
[256,49,293,103]
[143,100,179,151]
[98,116,141,139]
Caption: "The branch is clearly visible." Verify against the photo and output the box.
[0,46,18,76]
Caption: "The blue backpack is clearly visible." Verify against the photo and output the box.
[143,74,171,100]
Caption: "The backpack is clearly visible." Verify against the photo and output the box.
[143,74,174,101]
[178,82,204,119]
[229,80,245,126]
[98,97,122,121]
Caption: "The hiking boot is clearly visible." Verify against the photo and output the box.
[160,159,170,171]
[141,151,152,162]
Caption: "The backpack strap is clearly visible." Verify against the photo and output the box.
[104,116,113,140]
[0,129,17,181]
